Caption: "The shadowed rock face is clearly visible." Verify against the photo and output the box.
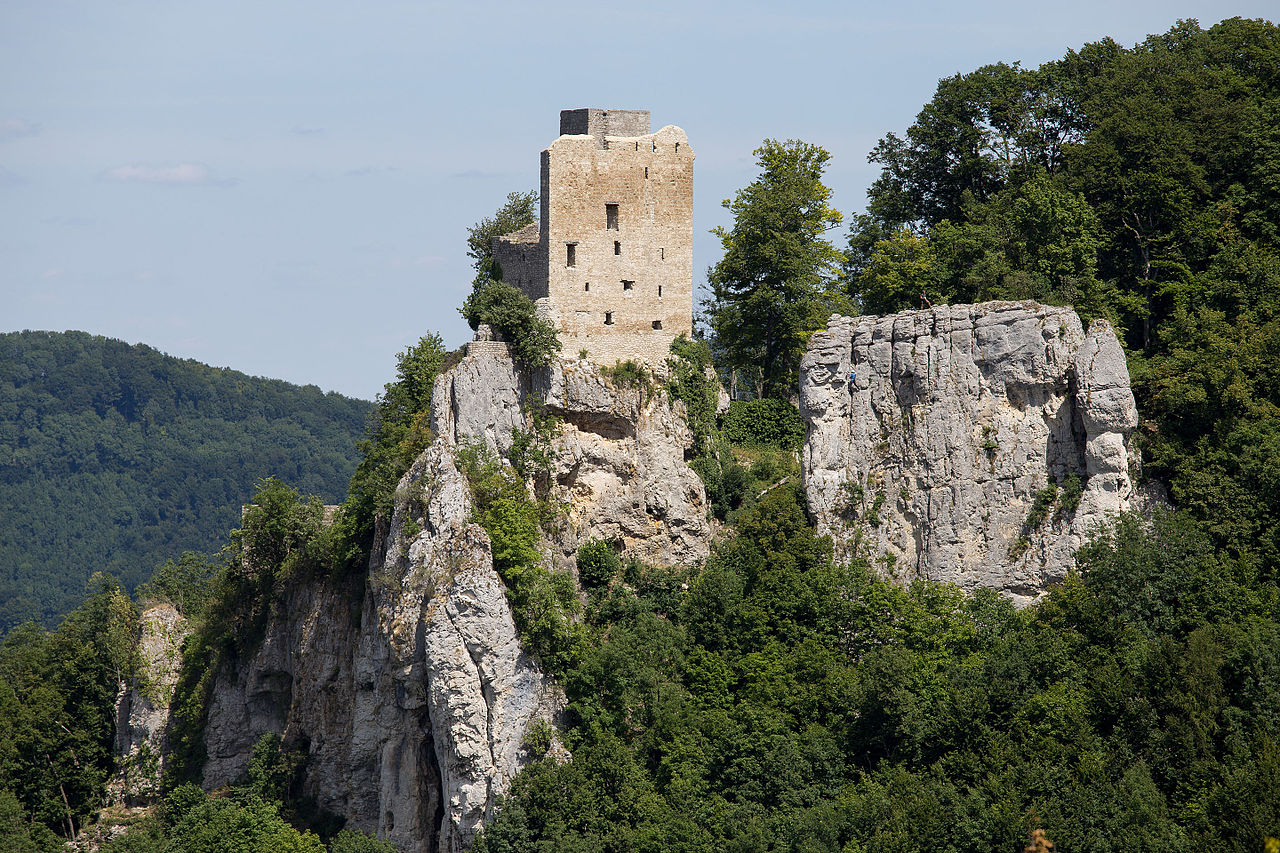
[800,302,1138,605]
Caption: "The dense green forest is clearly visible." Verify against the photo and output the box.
[0,331,373,630]
[2,15,1279,853]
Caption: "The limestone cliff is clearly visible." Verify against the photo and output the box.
[433,342,710,568]
[199,344,708,853]
[111,603,190,805]
[800,302,1138,605]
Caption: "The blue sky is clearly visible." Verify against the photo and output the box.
[2,0,1273,400]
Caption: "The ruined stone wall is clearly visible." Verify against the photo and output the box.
[542,124,694,367]
[559,108,651,148]
[492,223,547,301]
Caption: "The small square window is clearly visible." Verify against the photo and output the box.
[622,280,634,291]
[604,312,614,326]
[606,203,619,230]
[652,320,663,330]
[614,241,621,255]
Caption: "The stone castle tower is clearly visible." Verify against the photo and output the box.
[492,108,694,367]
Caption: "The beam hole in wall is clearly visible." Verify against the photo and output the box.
[622,280,634,292]
[566,243,576,267]
[652,320,663,330]
[614,241,621,255]
[604,312,614,325]
[606,203,618,230]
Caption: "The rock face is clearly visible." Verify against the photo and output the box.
[111,603,190,804]
[800,302,1138,604]
[432,343,710,568]
[201,345,708,852]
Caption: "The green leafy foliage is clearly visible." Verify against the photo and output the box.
[455,444,586,674]
[337,334,450,575]
[0,575,138,838]
[480,496,1280,853]
[460,280,561,367]
[599,359,652,393]
[575,540,621,589]
[705,139,847,399]
[664,336,719,456]
[720,398,805,451]
[0,331,372,631]
[466,190,538,285]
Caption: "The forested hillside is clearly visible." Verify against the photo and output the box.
[0,331,373,629]
[2,16,1278,853]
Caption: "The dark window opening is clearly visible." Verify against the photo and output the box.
[658,284,663,297]
[584,282,590,291]
[660,247,664,260]
[644,167,649,179]
[675,142,680,153]
[614,241,621,255]
[606,203,619,230]
[604,312,614,326]
[622,280,634,291]
[566,243,576,267]
[652,320,663,330]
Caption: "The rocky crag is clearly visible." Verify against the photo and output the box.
[199,343,709,853]
[111,603,190,805]
[800,302,1138,605]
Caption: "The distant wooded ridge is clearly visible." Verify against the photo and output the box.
[0,330,373,630]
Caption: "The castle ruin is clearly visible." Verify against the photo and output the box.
[493,108,694,367]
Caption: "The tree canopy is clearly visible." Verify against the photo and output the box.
[0,331,372,631]
[704,139,846,399]
[466,190,538,286]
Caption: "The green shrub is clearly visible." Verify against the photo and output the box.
[601,359,652,393]
[576,540,621,588]
[460,279,561,367]
[455,443,585,673]
[721,398,806,450]
[1058,473,1084,515]
[329,829,401,853]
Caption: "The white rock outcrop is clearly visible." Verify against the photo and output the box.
[800,302,1138,604]
[433,344,710,568]
[201,344,709,853]
[111,603,189,804]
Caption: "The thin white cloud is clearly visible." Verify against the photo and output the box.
[105,163,213,184]
[0,119,40,141]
